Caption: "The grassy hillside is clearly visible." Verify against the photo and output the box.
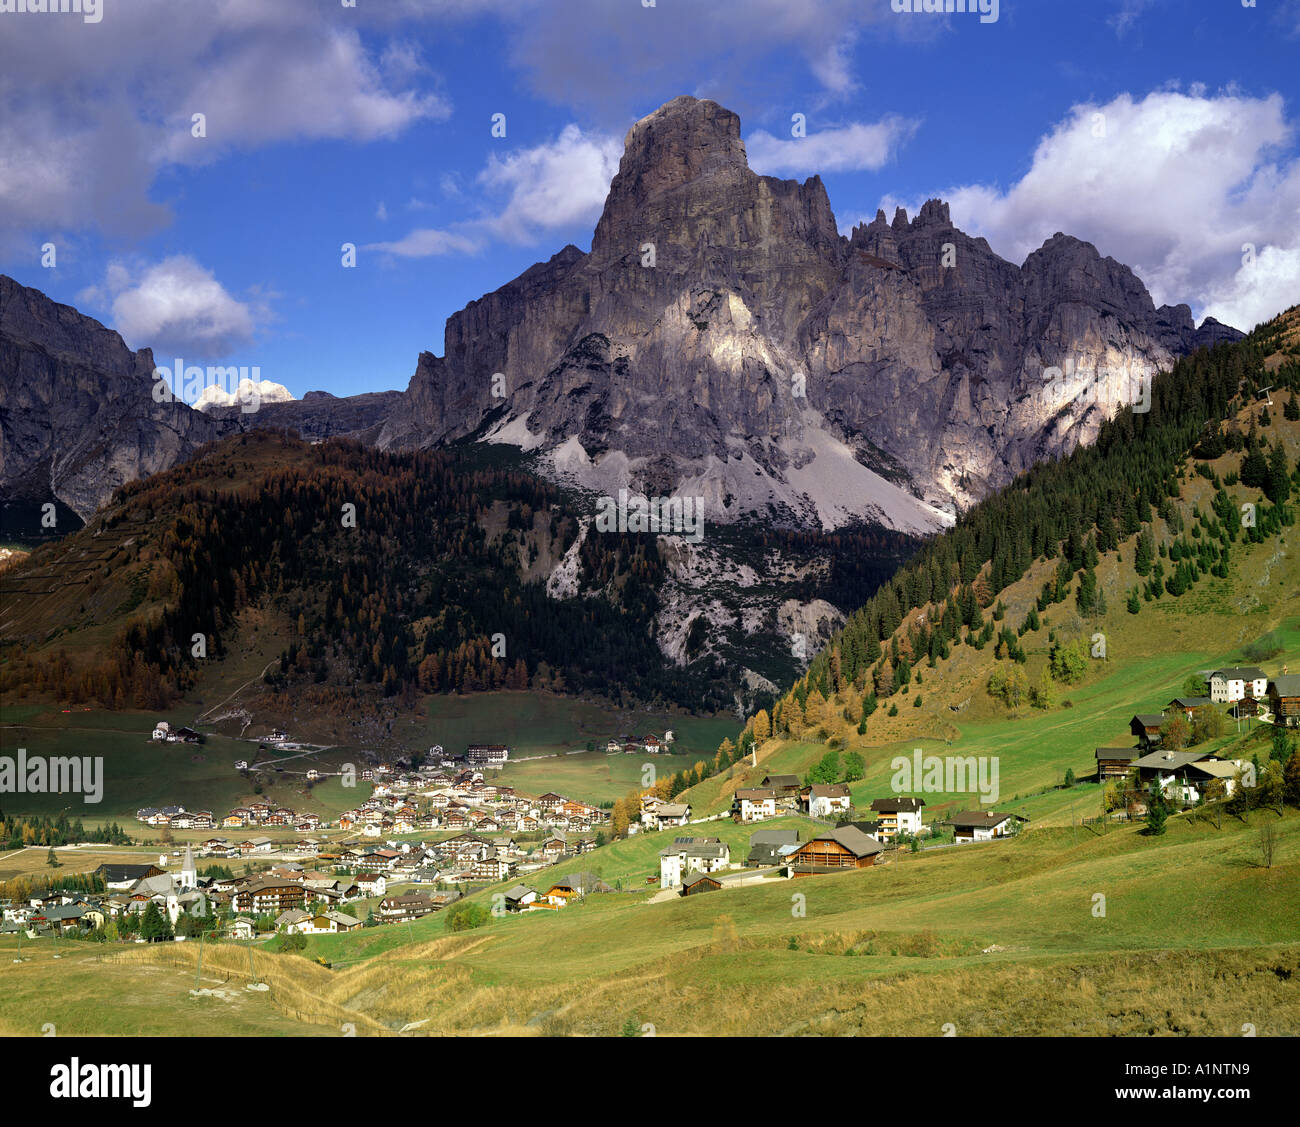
[2,808,1295,1036]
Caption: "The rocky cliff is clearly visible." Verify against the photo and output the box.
[0,277,398,519]
[0,274,220,522]
[379,95,1240,532]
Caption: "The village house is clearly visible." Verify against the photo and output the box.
[1095,747,1142,780]
[747,829,800,867]
[653,802,691,830]
[1208,666,1268,704]
[733,788,778,822]
[356,874,387,898]
[1167,697,1214,721]
[948,811,1028,843]
[681,872,722,896]
[232,879,306,915]
[1132,749,1239,805]
[299,911,361,934]
[808,783,852,818]
[1232,696,1262,720]
[867,797,926,841]
[276,909,312,933]
[466,743,510,768]
[1130,714,1165,748]
[379,893,436,922]
[788,826,884,876]
[502,884,538,912]
[1268,674,1300,728]
[658,837,730,889]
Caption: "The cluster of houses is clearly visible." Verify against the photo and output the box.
[1097,665,1300,808]
[605,731,675,755]
[135,760,609,849]
[731,774,854,822]
[150,721,202,744]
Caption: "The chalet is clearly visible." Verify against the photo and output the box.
[733,788,778,822]
[1208,667,1267,704]
[379,894,436,922]
[239,837,274,856]
[1129,714,1165,748]
[1133,749,1236,805]
[658,838,730,889]
[654,802,691,829]
[1268,674,1300,728]
[502,884,538,912]
[152,721,171,741]
[1095,747,1141,780]
[536,793,566,813]
[1232,696,1262,720]
[680,873,722,896]
[275,909,312,933]
[541,835,568,860]
[228,917,257,939]
[746,829,799,867]
[760,774,802,800]
[300,911,360,934]
[948,811,1027,843]
[543,873,610,905]
[867,797,925,840]
[1168,697,1215,722]
[808,783,852,818]
[643,735,662,754]
[232,880,306,915]
[605,739,622,753]
[788,826,884,876]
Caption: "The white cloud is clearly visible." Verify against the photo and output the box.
[84,256,268,358]
[937,90,1300,330]
[372,124,622,257]
[365,229,483,258]
[477,124,622,242]
[746,116,919,177]
[0,0,450,244]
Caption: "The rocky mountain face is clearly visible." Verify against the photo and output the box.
[380,95,1240,532]
[0,277,399,520]
[0,274,220,523]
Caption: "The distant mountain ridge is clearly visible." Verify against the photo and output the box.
[0,95,1242,528]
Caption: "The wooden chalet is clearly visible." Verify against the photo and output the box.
[787,826,884,877]
[680,873,722,896]
[1268,675,1300,727]
[1095,747,1141,780]
[1130,714,1164,748]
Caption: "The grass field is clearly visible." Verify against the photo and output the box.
[2,807,1295,1036]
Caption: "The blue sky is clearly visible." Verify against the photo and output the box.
[1,0,1297,401]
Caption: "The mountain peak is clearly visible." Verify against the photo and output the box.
[591,96,751,257]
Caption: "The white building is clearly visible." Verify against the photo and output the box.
[658,838,730,889]
[808,784,852,819]
[1208,666,1268,703]
[734,789,778,822]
